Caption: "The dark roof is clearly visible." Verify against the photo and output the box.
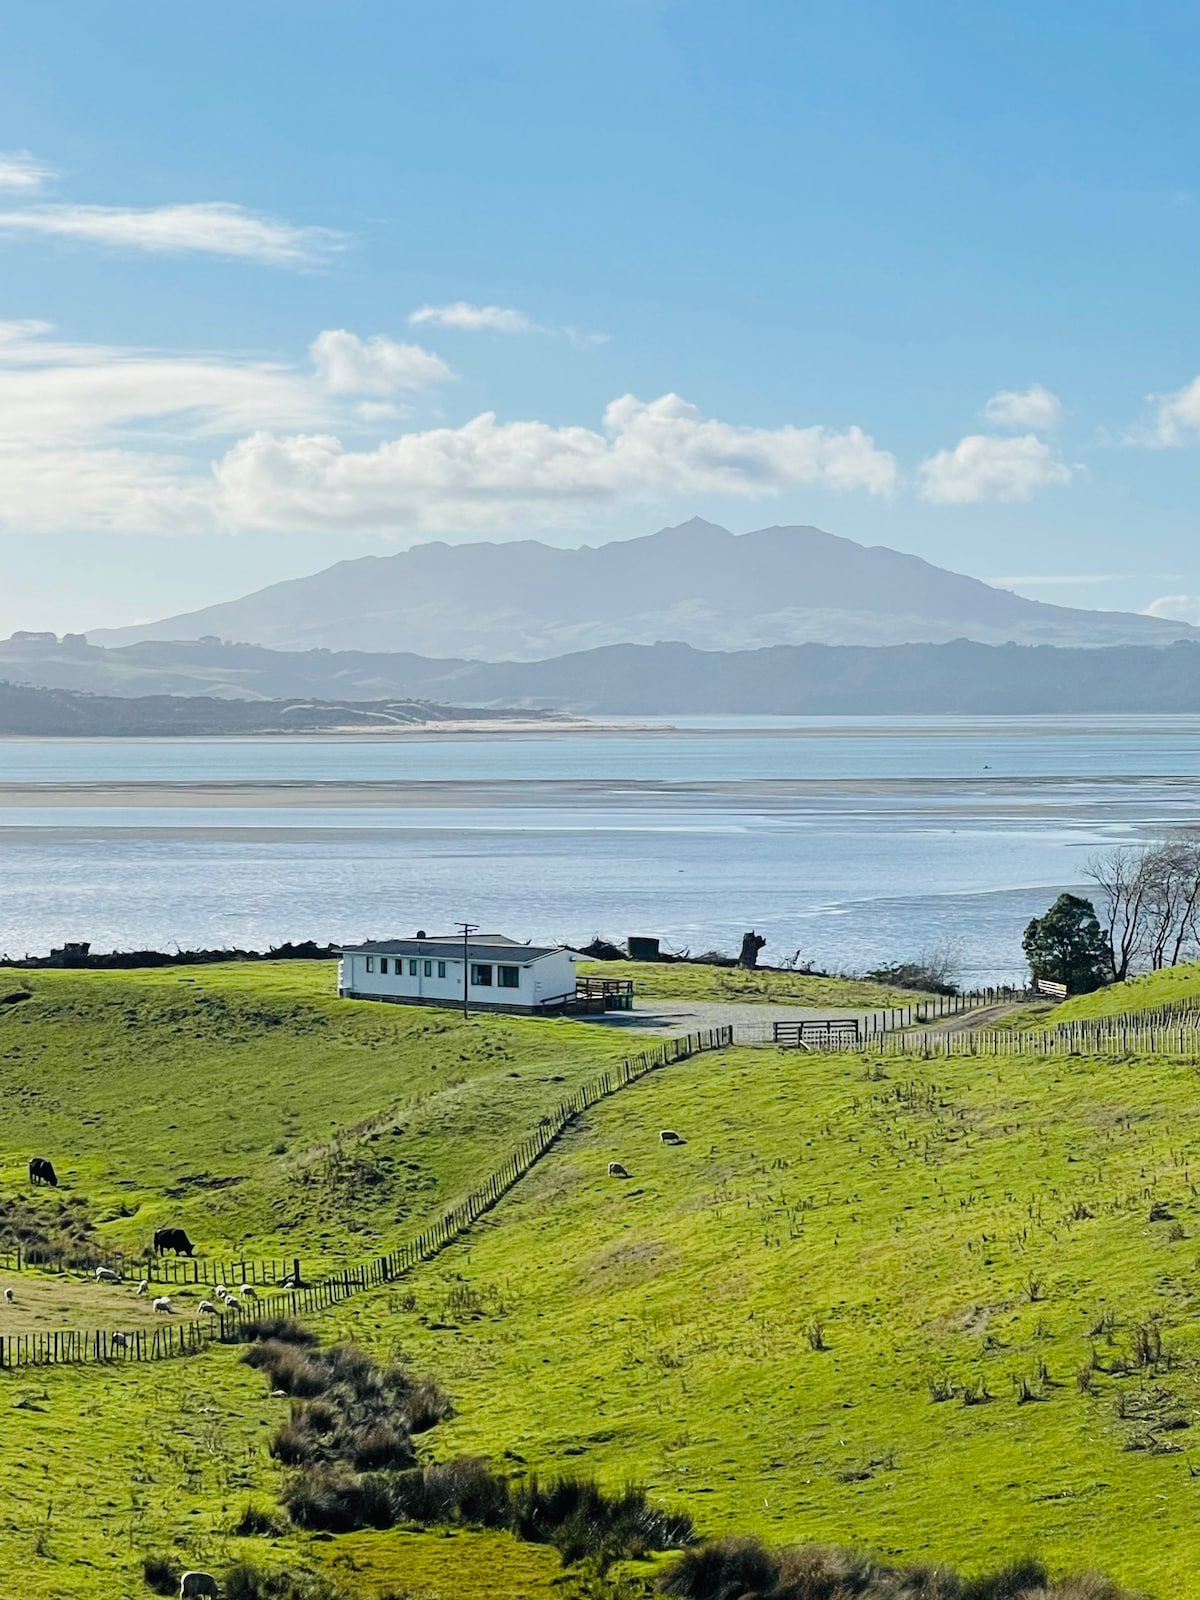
[339,939,569,965]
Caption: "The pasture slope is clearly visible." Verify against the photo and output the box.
[0,958,1194,1599]
[1049,959,1200,1022]
[579,959,919,1008]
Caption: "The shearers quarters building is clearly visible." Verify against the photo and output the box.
[338,932,586,1015]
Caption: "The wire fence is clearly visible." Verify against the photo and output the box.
[0,1027,734,1372]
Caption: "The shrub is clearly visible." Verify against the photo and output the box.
[232,1316,318,1348]
[657,1535,778,1597]
[281,1466,396,1532]
[231,1503,287,1537]
[142,1555,180,1596]
[242,1340,329,1398]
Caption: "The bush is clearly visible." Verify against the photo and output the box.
[281,1466,397,1533]
[231,1503,287,1537]
[657,1536,778,1598]
[655,1544,1138,1600]
[141,1555,180,1596]
[232,1316,318,1348]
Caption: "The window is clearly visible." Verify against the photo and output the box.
[365,957,375,973]
[379,958,389,974]
[471,963,493,986]
[409,959,418,976]
[498,965,521,989]
[437,961,446,979]
[424,960,433,977]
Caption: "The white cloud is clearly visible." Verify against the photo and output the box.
[1137,376,1200,446]
[410,302,535,334]
[918,433,1072,504]
[0,201,344,266]
[1144,594,1200,626]
[0,326,894,536]
[214,393,897,533]
[0,151,55,192]
[981,383,1063,432]
[310,329,451,394]
[408,301,606,347]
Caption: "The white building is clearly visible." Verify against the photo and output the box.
[337,932,583,1015]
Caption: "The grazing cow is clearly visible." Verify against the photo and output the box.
[607,1162,629,1178]
[153,1227,194,1256]
[180,1574,218,1600]
[197,1301,219,1315]
[153,1296,172,1313]
[111,1331,128,1349]
[3,1287,13,1302]
[95,1266,121,1284]
[136,1280,149,1295]
[28,1157,57,1187]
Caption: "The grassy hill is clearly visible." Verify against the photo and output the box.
[327,1040,1200,1598]
[6,962,1200,1598]
[578,959,918,1008]
[1049,961,1200,1022]
[0,964,631,1270]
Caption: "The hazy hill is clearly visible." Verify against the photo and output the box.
[0,682,561,737]
[85,518,1194,656]
[5,633,1200,715]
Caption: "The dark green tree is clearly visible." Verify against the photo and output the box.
[1022,893,1110,993]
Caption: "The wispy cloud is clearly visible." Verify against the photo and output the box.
[1132,375,1200,446]
[0,201,345,266]
[310,330,452,394]
[981,383,1063,432]
[918,433,1072,504]
[992,573,1129,587]
[1145,594,1200,626]
[0,150,56,192]
[409,300,606,348]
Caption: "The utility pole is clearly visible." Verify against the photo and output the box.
[457,921,478,1019]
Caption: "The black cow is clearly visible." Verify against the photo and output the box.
[28,1157,58,1187]
[153,1227,195,1257]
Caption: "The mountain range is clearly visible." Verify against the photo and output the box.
[6,633,1200,716]
[85,519,1193,657]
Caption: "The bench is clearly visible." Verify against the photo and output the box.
[773,1018,861,1049]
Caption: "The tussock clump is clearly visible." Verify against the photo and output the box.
[231,1502,287,1537]
[232,1316,318,1348]
[141,1555,180,1595]
[657,1543,1139,1600]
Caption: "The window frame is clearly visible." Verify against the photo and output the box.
[497,964,521,989]
[470,962,494,987]
[365,956,375,973]
[437,961,447,979]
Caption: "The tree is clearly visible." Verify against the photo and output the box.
[1022,893,1110,994]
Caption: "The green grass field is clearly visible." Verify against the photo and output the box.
[328,1040,1200,1598]
[578,959,917,1008]
[6,961,1200,1598]
[1049,960,1200,1022]
[0,964,631,1271]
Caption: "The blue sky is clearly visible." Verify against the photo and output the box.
[1,0,1199,634]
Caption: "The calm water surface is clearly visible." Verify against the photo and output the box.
[2,717,1198,984]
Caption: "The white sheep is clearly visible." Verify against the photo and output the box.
[238,1284,258,1298]
[136,1280,149,1295]
[111,1331,128,1349]
[95,1266,121,1284]
[214,1285,228,1301]
[223,1294,242,1312]
[153,1295,172,1313]
[180,1573,218,1599]
[197,1300,220,1315]
[3,1287,13,1303]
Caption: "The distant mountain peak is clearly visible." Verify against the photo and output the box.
[85,518,1197,657]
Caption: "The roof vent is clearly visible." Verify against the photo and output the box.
[415,929,427,939]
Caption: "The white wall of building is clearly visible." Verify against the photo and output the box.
[338,948,578,1010]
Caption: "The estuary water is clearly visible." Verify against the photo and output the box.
[2,715,1198,984]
